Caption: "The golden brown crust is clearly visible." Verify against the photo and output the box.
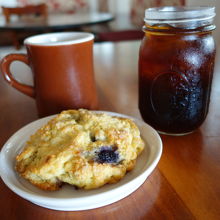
[15,109,144,190]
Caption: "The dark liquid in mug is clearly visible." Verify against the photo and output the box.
[139,28,215,134]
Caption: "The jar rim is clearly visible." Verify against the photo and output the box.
[144,6,215,24]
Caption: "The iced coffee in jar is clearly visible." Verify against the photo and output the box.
[139,6,216,135]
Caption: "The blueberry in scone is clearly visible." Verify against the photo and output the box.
[96,146,119,164]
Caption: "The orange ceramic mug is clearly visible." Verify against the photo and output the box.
[0,32,98,117]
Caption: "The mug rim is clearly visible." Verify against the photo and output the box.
[24,32,94,46]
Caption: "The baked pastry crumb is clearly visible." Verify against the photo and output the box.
[15,109,144,190]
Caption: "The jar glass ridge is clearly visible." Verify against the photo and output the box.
[138,6,216,135]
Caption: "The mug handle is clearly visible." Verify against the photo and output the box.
[0,54,35,98]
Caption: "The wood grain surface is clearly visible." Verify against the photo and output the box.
[0,41,220,220]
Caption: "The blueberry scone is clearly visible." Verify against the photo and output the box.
[15,109,144,190]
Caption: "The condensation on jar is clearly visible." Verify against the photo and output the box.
[138,6,216,135]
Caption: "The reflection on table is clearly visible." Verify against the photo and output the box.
[0,12,114,31]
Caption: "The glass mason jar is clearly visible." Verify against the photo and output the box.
[138,6,216,135]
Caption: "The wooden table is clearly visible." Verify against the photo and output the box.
[0,41,220,219]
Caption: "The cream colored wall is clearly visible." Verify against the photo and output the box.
[108,0,132,14]
[0,0,16,7]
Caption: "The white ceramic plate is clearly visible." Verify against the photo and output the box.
[0,111,162,211]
